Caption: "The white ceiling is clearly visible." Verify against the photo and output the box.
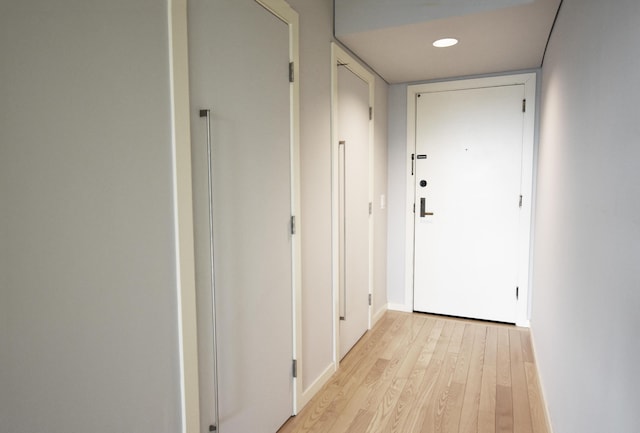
[335,0,561,84]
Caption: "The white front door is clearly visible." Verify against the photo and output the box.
[189,1,294,432]
[413,84,526,323]
[337,65,370,359]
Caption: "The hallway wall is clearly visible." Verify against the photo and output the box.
[288,0,389,397]
[0,1,183,432]
[0,1,388,429]
[287,0,335,393]
[386,84,409,308]
[532,1,640,432]
[373,76,389,318]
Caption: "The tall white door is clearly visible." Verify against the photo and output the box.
[413,85,525,323]
[337,66,370,359]
[189,1,293,432]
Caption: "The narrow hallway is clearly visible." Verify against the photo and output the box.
[279,311,549,433]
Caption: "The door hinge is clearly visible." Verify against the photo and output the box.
[289,62,295,83]
[290,215,296,235]
[209,425,217,432]
[519,195,523,208]
[369,202,373,215]
[368,293,372,306]
[516,286,519,300]
[413,203,415,213]
[522,99,526,113]
[369,106,373,120]
[292,359,298,378]
[411,153,415,175]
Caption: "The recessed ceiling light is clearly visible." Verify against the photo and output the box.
[433,38,459,48]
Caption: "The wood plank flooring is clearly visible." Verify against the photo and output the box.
[278,311,549,433]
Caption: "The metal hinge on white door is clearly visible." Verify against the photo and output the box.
[522,99,527,113]
[290,215,296,235]
[516,286,520,300]
[369,202,373,215]
[368,293,372,306]
[369,106,373,120]
[289,62,295,83]
[519,195,523,208]
[292,359,298,378]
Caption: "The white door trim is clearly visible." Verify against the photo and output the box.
[172,1,302,428]
[255,0,303,414]
[331,43,375,367]
[404,73,536,327]
[167,1,200,432]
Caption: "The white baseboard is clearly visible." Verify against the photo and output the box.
[297,362,336,413]
[387,303,413,313]
[527,327,555,433]
[372,304,388,325]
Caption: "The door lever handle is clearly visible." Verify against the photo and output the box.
[420,197,434,217]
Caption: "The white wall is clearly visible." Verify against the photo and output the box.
[0,1,389,427]
[386,84,409,307]
[532,1,640,432]
[286,0,336,393]
[0,1,183,432]
[278,0,389,398]
[372,78,389,319]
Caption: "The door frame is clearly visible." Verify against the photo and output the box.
[331,43,375,365]
[170,0,302,430]
[168,1,200,431]
[404,73,536,327]
[253,0,303,414]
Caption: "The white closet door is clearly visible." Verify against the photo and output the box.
[337,66,370,359]
[189,1,293,432]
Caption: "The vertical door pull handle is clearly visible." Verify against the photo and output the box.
[200,108,220,432]
[338,140,347,321]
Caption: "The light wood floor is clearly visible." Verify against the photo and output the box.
[278,311,549,433]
